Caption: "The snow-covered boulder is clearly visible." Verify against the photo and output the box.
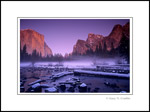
[79,83,87,92]
[120,91,127,93]
[26,83,42,92]
[31,83,41,89]
[28,79,45,86]
[45,87,57,92]
[80,83,87,87]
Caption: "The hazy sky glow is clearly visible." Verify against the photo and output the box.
[20,19,129,56]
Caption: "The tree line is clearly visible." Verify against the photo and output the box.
[21,35,129,64]
[20,44,69,62]
[72,35,130,63]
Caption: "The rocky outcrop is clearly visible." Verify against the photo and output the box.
[73,34,104,55]
[104,24,123,51]
[20,29,52,57]
[86,33,104,52]
[73,40,90,55]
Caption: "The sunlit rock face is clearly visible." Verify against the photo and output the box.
[73,34,104,55]
[73,39,90,55]
[86,33,104,52]
[44,42,52,57]
[104,24,123,51]
[72,22,129,55]
[20,29,52,57]
[104,22,130,51]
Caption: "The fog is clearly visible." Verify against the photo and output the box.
[20,56,128,68]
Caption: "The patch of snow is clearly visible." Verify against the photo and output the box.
[80,83,87,87]
[45,87,57,92]
[52,71,73,78]
[74,70,129,78]
[31,83,40,89]
[28,79,43,86]
[120,91,127,93]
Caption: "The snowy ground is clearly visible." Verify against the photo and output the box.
[20,61,130,93]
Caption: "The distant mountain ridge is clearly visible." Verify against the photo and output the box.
[72,22,129,56]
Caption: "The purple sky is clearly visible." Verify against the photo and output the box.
[20,19,129,56]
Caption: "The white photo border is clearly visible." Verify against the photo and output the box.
[17,17,133,95]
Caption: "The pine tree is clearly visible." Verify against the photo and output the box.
[23,44,27,54]
[103,41,107,57]
[40,52,42,61]
[22,44,28,61]
[31,49,37,67]
[118,35,130,63]
[98,42,102,57]
[95,45,99,56]
[109,42,115,57]
[20,43,23,61]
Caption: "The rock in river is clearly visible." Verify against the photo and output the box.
[45,87,57,92]
[78,83,87,92]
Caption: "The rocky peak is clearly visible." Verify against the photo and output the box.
[86,33,103,45]
[103,24,123,50]
[108,24,123,41]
